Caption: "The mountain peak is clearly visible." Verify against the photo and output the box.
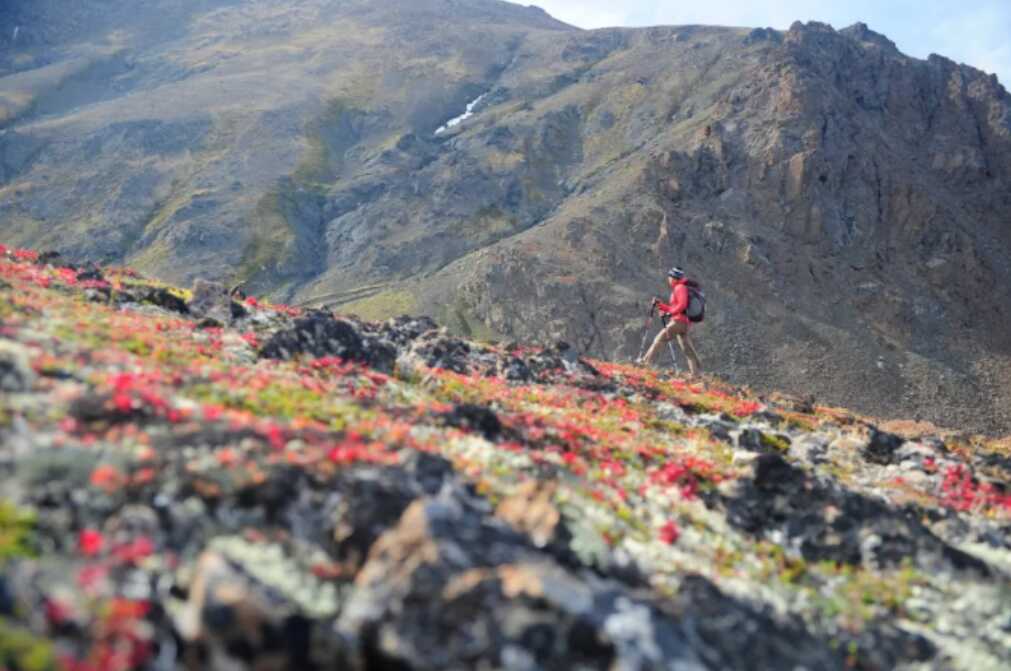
[839,21,900,52]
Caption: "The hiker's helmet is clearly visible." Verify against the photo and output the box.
[667,267,685,280]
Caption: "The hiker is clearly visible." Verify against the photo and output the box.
[637,267,703,377]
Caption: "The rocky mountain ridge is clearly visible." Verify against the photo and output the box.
[1,0,1010,434]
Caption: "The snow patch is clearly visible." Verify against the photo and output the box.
[435,92,488,136]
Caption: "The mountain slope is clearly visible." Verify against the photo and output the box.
[1,246,1010,670]
[1,1,1010,433]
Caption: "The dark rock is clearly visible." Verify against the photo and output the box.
[401,450,456,497]
[238,464,307,521]
[497,356,532,381]
[976,449,1011,480]
[328,471,429,570]
[227,452,456,573]
[555,340,578,364]
[36,366,79,381]
[724,454,991,576]
[37,250,61,264]
[0,576,14,616]
[706,420,735,444]
[75,264,104,282]
[441,403,502,440]
[736,428,769,452]
[670,575,846,670]
[141,287,190,314]
[68,392,146,424]
[863,429,906,465]
[337,484,848,671]
[381,315,440,346]
[195,317,223,329]
[522,346,602,383]
[840,620,936,669]
[360,336,398,374]
[229,300,248,320]
[84,287,110,302]
[113,289,140,304]
[406,331,472,373]
[259,311,366,362]
[752,410,785,427]
[525,349,565,377]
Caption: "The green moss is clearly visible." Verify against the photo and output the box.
[0,620,56,671]
[0,295,13,321]
[757,542,807,585]
[121,336,152,357]
[0,502,36,563]
[186,382,368,426]
[644,418,687,435]
[805,560,927,626]
[759,433,791,452]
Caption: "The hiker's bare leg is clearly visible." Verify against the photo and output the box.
[642,322,684,364]
[687,335,703,377]
[641,323,676,363]
[675,333,701,377]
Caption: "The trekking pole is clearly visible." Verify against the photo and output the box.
[667,340,680,373]
[659,313,680,373]
[636,303,656,360]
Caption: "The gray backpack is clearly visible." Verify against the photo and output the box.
[685,286,705,323]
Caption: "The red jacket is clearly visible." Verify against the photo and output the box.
[658,279,691,324]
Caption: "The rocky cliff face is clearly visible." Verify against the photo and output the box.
[1,1,1010,433]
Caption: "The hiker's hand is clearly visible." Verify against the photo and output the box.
[651,296,660,306]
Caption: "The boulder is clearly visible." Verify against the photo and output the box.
[0,339,35,392]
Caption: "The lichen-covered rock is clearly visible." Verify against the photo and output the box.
[0,339,35,392]
[258,310,396,372]
[174,541,343,670]
[188,279,239,325]
[337,485,849,671]
[724,453,991,576]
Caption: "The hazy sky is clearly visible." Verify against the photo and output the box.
[523,1,1011,87]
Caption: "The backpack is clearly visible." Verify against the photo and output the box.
[685,285,705,323]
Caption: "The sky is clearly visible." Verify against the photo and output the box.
[521,1,1011,87]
